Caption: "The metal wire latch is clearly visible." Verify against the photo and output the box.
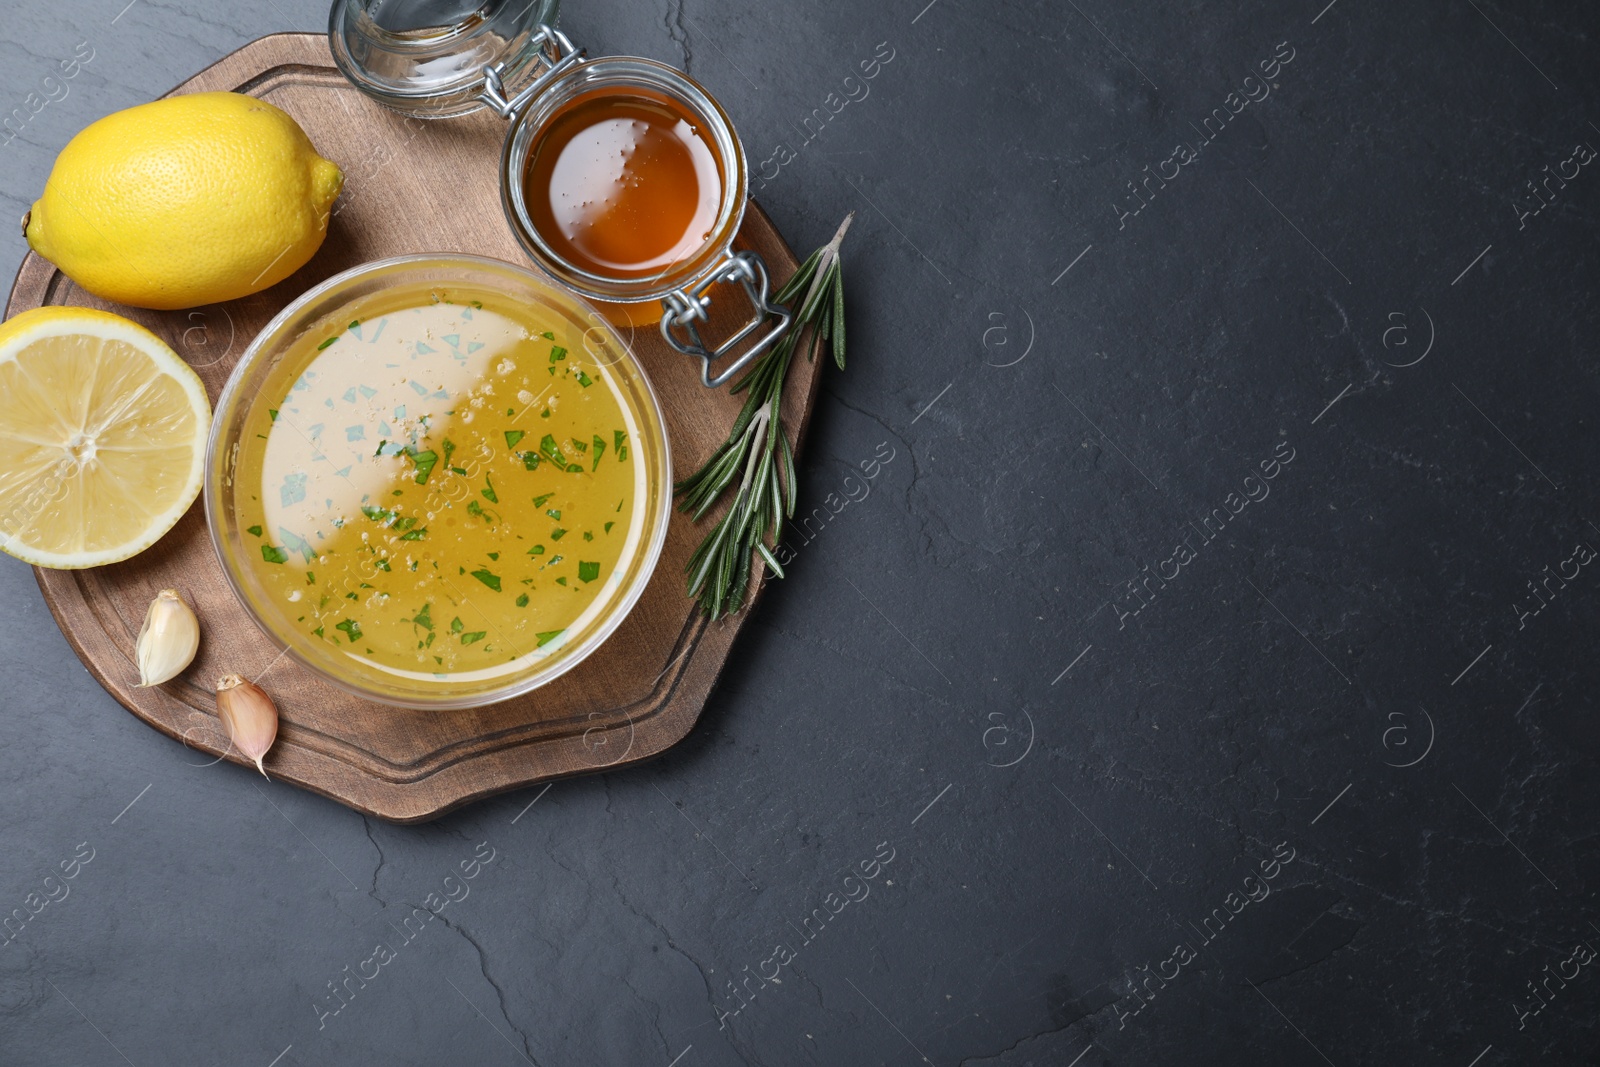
[479,26,585,119]
[660,252,793,388]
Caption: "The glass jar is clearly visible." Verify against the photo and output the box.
[329,0,791,387]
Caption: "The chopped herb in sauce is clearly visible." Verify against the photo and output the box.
[241,290,638,685]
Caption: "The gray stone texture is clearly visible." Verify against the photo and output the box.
[1,1,1597,1064]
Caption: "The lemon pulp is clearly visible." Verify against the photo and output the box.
[0,307,210,568]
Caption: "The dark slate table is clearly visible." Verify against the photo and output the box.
[2,1,1597,1064]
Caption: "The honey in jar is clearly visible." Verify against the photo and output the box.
[523,87,723,284]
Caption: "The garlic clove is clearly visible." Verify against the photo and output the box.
[135,588,199,688]
[215,674,279,777]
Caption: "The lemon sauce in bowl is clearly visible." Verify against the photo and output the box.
[208,257,670,708]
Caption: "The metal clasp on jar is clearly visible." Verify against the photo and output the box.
[479,26,585,119]
[660,253,792,387]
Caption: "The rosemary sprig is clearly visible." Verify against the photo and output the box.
[675,212,854,618]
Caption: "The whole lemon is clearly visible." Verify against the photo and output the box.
[25,91,343,310]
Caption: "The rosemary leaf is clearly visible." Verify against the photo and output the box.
[832,259,846,370]
[775,246,825,304]
[768,463,784,535]
[779,434,798,519]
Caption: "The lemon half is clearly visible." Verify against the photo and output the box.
[0,307,210,569]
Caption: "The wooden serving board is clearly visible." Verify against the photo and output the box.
[5,33,822,822]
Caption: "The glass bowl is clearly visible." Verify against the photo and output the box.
[205,254,671,708]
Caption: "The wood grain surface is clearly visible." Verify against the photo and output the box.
[3,33,821,823]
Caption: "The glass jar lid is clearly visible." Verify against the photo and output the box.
[329,0,563,118]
